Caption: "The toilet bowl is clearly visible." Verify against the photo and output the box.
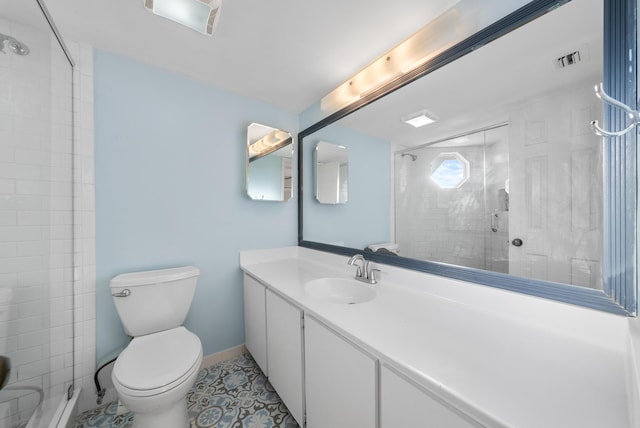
[112,327,202,427]
[110,266,202,428]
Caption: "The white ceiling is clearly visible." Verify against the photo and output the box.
[38,0,459,113]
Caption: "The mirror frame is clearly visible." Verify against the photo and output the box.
[298,0,637,316]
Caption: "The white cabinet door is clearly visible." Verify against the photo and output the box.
[266,290,304,425]
[381,365,481,428]
[305,316,376,428]
[243,274,267,375]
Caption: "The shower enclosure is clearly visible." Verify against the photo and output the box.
[0,1,76,427]
[395,80,603,290]
[395,125,510,273]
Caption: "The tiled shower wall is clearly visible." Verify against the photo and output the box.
[0,13,95,424]
[0,17,75,426]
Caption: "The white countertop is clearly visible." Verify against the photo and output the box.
[240,246,635,428]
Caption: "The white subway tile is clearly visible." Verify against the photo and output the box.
[17,211,48,226]
[0,241,17,257]
[17,270,47,287]
[17,359,47,381]
[0,226,41,242]
[0,272,17,287]
[83,293,95,320]
[0,211,16,226]
[0,178,16,194]
[0,162,41,179]
[12,285,43,304]
[18,330,46,349]
[18,300,47,318]
[0,256,44,273]
[8,344,43,366]
[14,149,48,166]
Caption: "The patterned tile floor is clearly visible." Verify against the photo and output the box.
[73,353,300,428]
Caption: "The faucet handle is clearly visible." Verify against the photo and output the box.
[354,266,363,277]
[369,269,381,284]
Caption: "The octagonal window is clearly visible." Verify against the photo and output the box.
[430,152,470,189]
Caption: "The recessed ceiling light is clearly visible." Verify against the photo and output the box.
[402,110,437,128]
[143,0,222,35]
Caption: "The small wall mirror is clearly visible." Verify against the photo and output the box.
[314,141,349,204]
[246,123,293,202]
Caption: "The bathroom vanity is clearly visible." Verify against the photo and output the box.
[240,246,640,428]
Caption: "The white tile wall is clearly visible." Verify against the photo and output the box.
[0,15,95,427]
[66,41,96,415]
[0,16,72,426]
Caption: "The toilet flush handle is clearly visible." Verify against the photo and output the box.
[112,289,131,297]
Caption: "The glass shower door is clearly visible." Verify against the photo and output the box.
[395,125,509,273]
[0,1,75,427]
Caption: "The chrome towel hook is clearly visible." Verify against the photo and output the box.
[590,82,640,137]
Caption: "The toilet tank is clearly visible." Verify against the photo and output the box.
[110,266,200,337]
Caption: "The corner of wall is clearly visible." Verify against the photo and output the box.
[67,40,97,414]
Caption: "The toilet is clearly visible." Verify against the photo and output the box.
[110,266,203,428]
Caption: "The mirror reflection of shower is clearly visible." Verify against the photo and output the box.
[0,32,30,55]
[395,124,510,274]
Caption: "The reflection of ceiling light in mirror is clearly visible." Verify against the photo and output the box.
[249,130,292,161]
[320,1,463,113]
[143,0,222,35]
[403,110,437,127]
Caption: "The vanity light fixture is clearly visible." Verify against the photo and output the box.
[143,0,222,35]
[320,4,463,113]
[249,130,292,162]
[402,110,437,127]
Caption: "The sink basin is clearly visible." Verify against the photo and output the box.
[304,277,376,304]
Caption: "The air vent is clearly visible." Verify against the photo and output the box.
[557,51,581,68]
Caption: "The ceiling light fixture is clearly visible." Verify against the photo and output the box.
[321,3,467,114]
[143,0,222,35]
[402,110,437,127]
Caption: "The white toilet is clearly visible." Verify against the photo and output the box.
[110,266,203,428]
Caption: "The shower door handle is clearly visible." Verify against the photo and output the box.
[490,213,499,232]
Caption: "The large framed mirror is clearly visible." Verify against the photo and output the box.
[298,0,637,315]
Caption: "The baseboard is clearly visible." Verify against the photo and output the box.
[201,344,247,368]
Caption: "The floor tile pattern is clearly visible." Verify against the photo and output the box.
[73,353,300,428]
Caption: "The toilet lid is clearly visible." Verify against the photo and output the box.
[113,327,202,392]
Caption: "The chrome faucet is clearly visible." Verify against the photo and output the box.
[347,254,380,284]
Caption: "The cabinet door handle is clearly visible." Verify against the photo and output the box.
[511,238,523,247]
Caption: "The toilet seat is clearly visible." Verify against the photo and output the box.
[113,326,202,397]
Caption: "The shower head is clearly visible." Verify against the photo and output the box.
[0,33,29,56]
[401,153,417,161]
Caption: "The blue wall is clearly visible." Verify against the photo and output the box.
[303,124,391,249]
[94,50,298,362]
